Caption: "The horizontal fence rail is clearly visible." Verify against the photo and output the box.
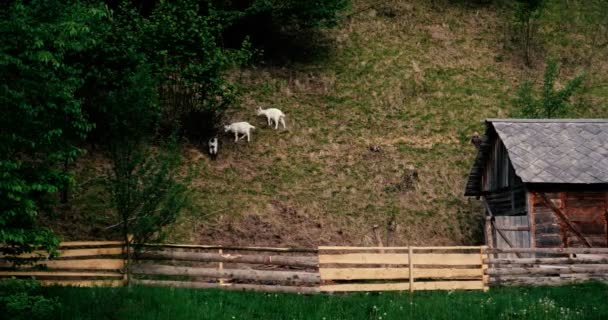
[130,244,320,294]
[0,241,125,287]
[318,246,488,292]
[485,247,608,286]
[2,242,608,292]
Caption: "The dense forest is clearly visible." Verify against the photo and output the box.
[2,0,608,260]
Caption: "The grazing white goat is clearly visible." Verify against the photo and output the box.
[224,122,256,142]
[208,137,218,159]
[256,107,286,129]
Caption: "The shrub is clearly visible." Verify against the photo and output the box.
[512,59,585,118]
[0,279,60,320]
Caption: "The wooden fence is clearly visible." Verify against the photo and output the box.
[318,246,487,292]
[129,244,320,294]
[0,241,125,287]
[2,242,608,292]
[486,247,608,286]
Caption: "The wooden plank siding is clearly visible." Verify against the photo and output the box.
[493,215,531,258]
[530,191,608,249]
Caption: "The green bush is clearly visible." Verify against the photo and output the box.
[0,279,60,320]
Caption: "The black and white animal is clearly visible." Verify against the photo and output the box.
[208,137,218,159]
[224,122,256,142]
[256,107,286,129]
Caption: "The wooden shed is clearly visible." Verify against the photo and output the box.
[465,119,608,250]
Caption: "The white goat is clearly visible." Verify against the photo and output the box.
[224,122,256,142]
[256,107,286,129]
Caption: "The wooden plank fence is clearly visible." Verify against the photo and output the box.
[2,242,608,292]
[318,246,487,292]
[0,241,125,287]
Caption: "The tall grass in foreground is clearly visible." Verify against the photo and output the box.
[42,283,608,320]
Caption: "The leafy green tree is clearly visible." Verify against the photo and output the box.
[512,59,586,118]
[140,0,249,140]
[79,1,241,257]
[101,66,191,283]
[0,0,109,256]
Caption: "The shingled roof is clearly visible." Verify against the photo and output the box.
[465,119,608,196]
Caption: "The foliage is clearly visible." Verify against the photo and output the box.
[259,0,350,29]
[99,61,191,281]
[0,0,109,256]
[512,59,586,118]
[511,0,545,66]
[41,282,608,320]
[0,279,60,320]
[140,0,250,140]
[214,0,350,30]
[108,137,191,247]
[98,63,190,242]
[109,138,190,244]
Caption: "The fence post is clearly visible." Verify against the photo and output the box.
[218,249,225,285]
[484,215,494,249]
[481,245,489,292]
[123,236,133,287]
[408,246,414,293]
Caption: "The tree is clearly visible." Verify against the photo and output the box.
[140,0,249,142]
[513,0,545,66]
[88,4,198,277]
[0,0,250,269]
[0,0,109,257]
[512,59,586,118]
[99,64,191,283]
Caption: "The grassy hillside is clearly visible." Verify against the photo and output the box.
[54,0,608,246]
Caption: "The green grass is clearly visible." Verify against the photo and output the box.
[43,283,608,320]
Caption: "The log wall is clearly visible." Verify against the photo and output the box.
[530,192,608,248]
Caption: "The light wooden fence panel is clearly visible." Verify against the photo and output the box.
[318,246,487,292]
[0,241,125,287]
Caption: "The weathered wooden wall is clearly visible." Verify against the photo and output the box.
[530,192,608,248]
[493,216,531,257]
